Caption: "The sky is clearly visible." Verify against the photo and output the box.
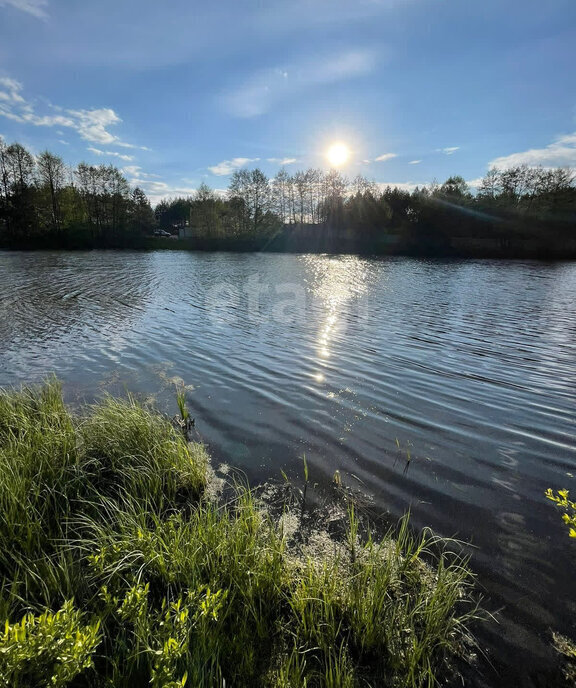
[0,0,575,204]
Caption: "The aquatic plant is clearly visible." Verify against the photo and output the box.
[174,384,195,439]
[545,488,576,538]
[0,380,481,687]
[545,488,576,683]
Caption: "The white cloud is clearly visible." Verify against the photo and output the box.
[121,165,143,177]
[0,76,148,150]
[225,48,377,117]
[466,178,484,188]
[376,181,423,193]
[408,159,422,165]
[87,147,134,162]
[116,142,151,151]
[129,179,199,205]
[438,146,460,155]
[267,157,299,165]
[0,77,26,104]
[119,167,195,203]
[0,0,48,19]
[374,153,397,162]
[121,165,160,179]
[208,157,260,176]
[68,108,123,145]
[0,0,412,72]
[488,132,576,169]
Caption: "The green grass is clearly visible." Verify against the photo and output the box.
[0,380,481,687]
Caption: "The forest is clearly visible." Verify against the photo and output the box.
[1,137,575,256]
[0,138,155,248]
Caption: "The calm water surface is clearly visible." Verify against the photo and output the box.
[1,250,575,685]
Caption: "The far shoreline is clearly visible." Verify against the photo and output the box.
[2,232,576,260]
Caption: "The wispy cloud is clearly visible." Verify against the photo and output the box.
[376,181,423,193]
[438,146,460,155]
[0,77,26,105]
[225,48,378,117]
[122,166,140,178]
[374,153,397,162]
[125,178,198,205]
[0,0,48,19]
[408,159,422,165]
[0,77,148,150]
[116,142,151,151]
[267,157,299,165]
[256,0,415,34]
[208,157,260,176]
[87,147,134,162]
[488,132,576,169]
[121,163,179,191]
[131,176,230,204]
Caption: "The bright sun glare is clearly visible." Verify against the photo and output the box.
[326,142,350,167]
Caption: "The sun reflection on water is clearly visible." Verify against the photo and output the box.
[303,255,371,385]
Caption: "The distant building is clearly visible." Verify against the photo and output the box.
[178,226,194,239]
[178,222,203,240]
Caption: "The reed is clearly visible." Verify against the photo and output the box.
[0,380,481,687]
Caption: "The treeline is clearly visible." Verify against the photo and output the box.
[0,138,155,248]
[155,169,355,234]
[2,135,575,256]
[157,165,576,256]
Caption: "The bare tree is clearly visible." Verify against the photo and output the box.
[272,168,291,224]
[5,143,35,189]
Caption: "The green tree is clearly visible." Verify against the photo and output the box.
[228,168,275,235]
[190,183,224,237]
[439,175,470,199]
[129,187,155,235]
[36,151,65,233]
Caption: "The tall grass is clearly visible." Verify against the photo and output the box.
[0,380,481,687]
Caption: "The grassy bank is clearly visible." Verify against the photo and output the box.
[0,381,480,687]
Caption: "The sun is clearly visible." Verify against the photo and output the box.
[326,142,350,167]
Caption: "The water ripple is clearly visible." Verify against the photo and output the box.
[0,250,575,684]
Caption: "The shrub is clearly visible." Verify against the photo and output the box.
[0,600,101,688]
[546,488,576,538]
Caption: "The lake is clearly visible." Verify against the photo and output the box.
[1,250,575,686]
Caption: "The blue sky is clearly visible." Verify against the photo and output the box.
[1,0,575,203]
